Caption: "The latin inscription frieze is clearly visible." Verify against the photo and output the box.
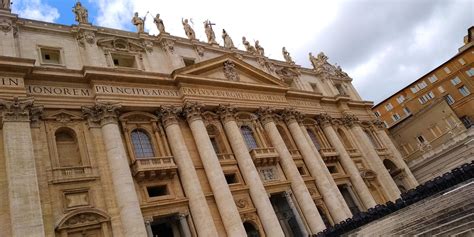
[0,77,24,87]
[94,85,180,97]
[27,85,92,97]
[181,87,287,103]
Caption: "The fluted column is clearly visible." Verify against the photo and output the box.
[372,120,418,188]
[0,97,45,237]
[316,113,377,209]
[183,103,246,237]
[82,103,147,237]
[283,109,352,223]
[217,105,285,237]
[258,108,325,234]
[157,106,219,237]
[343,114,400,201]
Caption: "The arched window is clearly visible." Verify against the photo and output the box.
[241,126,258,150]
[131,129,155,158]
[56,128,81,167]
[307,129,321,150]
[337,128,353,149]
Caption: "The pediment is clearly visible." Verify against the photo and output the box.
[44,109,83,122]
[173,54,288,88]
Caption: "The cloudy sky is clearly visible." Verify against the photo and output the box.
[11,0,473,103]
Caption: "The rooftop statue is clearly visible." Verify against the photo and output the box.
[255,40,264,56]
[1,0,11,9]
[282,47,294,64]
[72,2,88,24]
[153,14,166,34]
[309,52,328,69]
[131,12,145,33]
[242,36,256,53]
[222,29,234,49]
[182,18,196,40]
[204,20,217,44]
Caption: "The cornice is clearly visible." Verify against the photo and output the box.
[83,66,173,85]
[0,56,35,74]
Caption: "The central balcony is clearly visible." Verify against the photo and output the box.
[131,156,178,180]
[50,166,98,184]
[250,147,279,166]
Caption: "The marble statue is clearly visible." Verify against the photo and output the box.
[131,12,145,33]
[182,18,196,40]
[1,0,11,9]
[242,36,256,53]
[153,14,166,34]
[222,29,234,49]
[255,40,264,56]
[204,20,217,44]
[72,2,88,24]
[282,47,294,64]
[309,52,318,69]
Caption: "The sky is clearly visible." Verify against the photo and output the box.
[11,0,474,104]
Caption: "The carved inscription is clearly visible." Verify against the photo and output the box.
[0,77,24,87]
[181,87,286,102]
[94,85,180,97]
[27,85,91,97]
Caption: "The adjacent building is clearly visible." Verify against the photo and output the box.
[372,27,474,184]
[0,3,417,237]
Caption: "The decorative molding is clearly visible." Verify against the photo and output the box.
[0,19,12,34]
[96,37,146,52]
[160,39,175,54]
[315,113,333,128]
[281,108,303,124]
[372,119,386,129]
[236,198,249,209]
[182,102,203,123]
[157,106,181,128]
[216,104,237,123]
[76,30,95,47]
[194,45,204,57]
[82,102,121,126]
[0,97,40,122]
[223,60,240,81]
[256,107,276,125]
[341,113,360,128]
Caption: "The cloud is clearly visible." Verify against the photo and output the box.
[12,0,59,22]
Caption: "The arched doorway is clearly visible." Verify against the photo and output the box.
[383,159,407,192]
[244,221,260,237]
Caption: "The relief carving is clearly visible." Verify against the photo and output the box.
[97,37,146,52]
[256,107,275,125]
[0,97,41,122]
[82,102,121,126]
[157,106,181,127]
[217,104,237,123]
[161,39,175,54]
[236,199,248,208]
[223,60,240,81]
[183,102,203,122]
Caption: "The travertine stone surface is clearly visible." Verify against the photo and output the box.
[100,122,148,237]
[262,116,326,234]
[3,121,45,236]
[288,119,352,222]
[185,105,246,237]
[221,116,285,237]
[162,115,219,237]
[321,124,377,209]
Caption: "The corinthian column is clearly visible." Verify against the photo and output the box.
[0,97,45,237]
[316,113,377,209]
[343,114,400,201]
[82,103,147,237]
[258,107,325,234]
[282,109,352,223]
[157,106,219,237]
[217,105,285,237]
[182,103,246,237]
[372,120,418,188]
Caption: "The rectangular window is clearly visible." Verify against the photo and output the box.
[443,67,451,74]
[147,185,168,197]
[466,68,474,77]
[327,166,337,174]
[451,77,462,85]
[297,167,306,175]
[224,173,238,184]
[459,85,471,97]
[403,107,411,115]
[428,75,438,83]
[418,96,428,104]
[383,121,388,128]
[418,81,428,90]
[374,111,381,117]
[458,58,466,65]
[444,94,455,105]
[385,103,393,111]
[410,87,419,93]
[396,95,405,104]
[460,116,473,128]
[428,91,435,99]
[417,135,426,143]
[392,113,401,121]
[438,86,445,93]
[111,54,136,68]
[40,48,62,65]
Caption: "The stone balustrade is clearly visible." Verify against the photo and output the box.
[288,148,302,159]
[130,156,178,180]
[50,166,97,183]
[249,147,280,166]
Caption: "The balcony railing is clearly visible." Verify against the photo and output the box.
[320,147,337,157]
[288,149,302,159]
[346,148,361,157]
[216,153,235,161]
[50,166,97,184]
[131,156,177,180]
[250,147,279,166]
[375,147,389,155]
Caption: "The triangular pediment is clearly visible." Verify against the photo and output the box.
[172,54,288,88]
[44,109,83,122]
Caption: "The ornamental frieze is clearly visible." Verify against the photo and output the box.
[180,87,287,103]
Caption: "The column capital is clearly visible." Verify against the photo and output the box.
[217,104,237,123]
[281,108,303,125]
[256,107,276,125]
[156,106,182,128]
[82,102,121,126]
[372,119,386,129]
[183,102,203,123]
[315,113,333,128]
[0,97,43,123]
[341,113,360,128]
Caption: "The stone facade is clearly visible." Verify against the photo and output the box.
[0,5,416,237]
